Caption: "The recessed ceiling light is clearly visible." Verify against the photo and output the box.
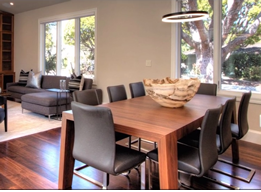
[10,2,14,6]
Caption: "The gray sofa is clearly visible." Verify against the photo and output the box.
[6,75,96,119]
[6,75,93,100]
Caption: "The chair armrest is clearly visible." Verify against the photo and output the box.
[6,82,23,90]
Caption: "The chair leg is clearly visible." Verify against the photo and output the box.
[102,173,109,189]
[211,158,256,183]
[4,119,7,132]
[179,168,240,189]
[147,157,152,189]
[231,138,239,163]
[202,175,240,189]
[129,138,156,152]
[74,164,107,188]
[140,162,146,189]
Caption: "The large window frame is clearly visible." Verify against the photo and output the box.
[38,9,97,81]
[171,0,261,104]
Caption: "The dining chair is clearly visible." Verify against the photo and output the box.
[178,97,239,189]
[213,91,255,183]
[107,85,131,147]
[72,89,103,181]
[129,81,156,151]
[129,81,146,98]
[71,101,146,189]
[0,96,7,132]
[73,89,103,105]
[196,83,217,96]
[146,106,222,189]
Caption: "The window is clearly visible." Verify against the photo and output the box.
[175,0,261,98]
[39,9,96,79]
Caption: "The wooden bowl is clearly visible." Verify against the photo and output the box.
[143,77,201,108]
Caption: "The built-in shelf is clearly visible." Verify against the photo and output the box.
[0,12,14,91]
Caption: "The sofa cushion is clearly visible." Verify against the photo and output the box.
[26,71,42,88]
[68,75,84,91]
[41,75,69,89]
[8,86,47,94]
[21,92,70,106]
[18,70,31,85]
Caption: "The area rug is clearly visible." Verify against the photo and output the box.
[0,100,61,142]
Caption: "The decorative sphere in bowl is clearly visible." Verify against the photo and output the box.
[143,77,201,108]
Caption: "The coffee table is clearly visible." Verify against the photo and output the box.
[47,88,70,120]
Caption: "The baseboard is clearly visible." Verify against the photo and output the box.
[241,130,261,145]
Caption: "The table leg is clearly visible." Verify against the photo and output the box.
[157,132,178,189]
[58,117,75,189]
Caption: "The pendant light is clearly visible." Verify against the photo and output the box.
[162,11,209,23]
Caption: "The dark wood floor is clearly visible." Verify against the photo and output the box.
[0,127,261,190]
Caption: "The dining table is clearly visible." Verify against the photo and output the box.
[58,94,233,189]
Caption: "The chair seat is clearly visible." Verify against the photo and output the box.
[178,143,201,175]
[114,145,146,174]
[147,144,201,175]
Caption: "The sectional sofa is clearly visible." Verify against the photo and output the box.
[6,75,99,119]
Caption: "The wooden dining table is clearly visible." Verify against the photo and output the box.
[58,94,232,190]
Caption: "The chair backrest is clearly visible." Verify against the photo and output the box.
[217,97,236,154]
[129,82,146,98]
[73,89,102,105]
[107,84,127,102]
[196,83,217,96]
[71,101,116,174]
[198,106,222,176]
[237,91,251,139]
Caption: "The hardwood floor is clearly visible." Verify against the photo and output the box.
[0,127,260,190]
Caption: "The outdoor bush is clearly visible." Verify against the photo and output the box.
[223,53,261,81]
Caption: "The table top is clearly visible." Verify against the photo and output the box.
[65,94,231,141]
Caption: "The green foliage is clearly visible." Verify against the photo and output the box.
[223,53,261,81]
[45,22,57,75]
[45,50,57,75]
[63,16,95,74]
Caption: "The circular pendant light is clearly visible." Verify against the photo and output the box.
[162,11,209,23]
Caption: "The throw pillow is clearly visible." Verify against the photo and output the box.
[18,69,32,85]
[26,71,42,89]
[68,74,85,92]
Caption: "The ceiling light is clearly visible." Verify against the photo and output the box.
[162,11,209,23]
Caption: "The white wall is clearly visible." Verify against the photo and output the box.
[14,0,172,103]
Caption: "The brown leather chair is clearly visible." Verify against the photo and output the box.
[107,85,131,147]
[71,101,146,189]
[129,81,156,151]
[146,106,222,189]
[196,83,217,96]
[129,81,146,98]
[216,91,255,183]
[73,89,102,105]
[178,97,239,189]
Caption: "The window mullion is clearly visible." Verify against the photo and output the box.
[75,18,80,75]
[213,0,222,91]
[57,21,62,76]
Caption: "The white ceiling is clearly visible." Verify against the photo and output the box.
[0,0,70,14]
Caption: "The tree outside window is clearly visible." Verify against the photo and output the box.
[44,15,95,78]
[180,0,261,93]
